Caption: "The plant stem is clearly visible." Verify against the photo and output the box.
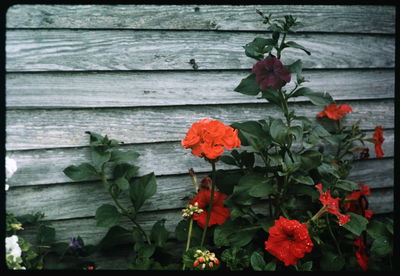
[101,172,151,244]
[200,161,216,247]
[277,33,287,59]
[182,218,194,271]
[326,214,342,256]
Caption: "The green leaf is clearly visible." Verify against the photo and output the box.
[86,131,105,146]
[221,247,250,271]
[264,261,276,271]
[250,251,266,271]
[292,174,314,185]
[114,177,129,190]
[37,225,56,245]
[95,204,122,227]
[234,73,260,96]
[213,218,260,248]
[343,212,369,236]
[293,87,334,106]
[129,172,157,212]
[215,170,242,195]
[370,236,392,257]
[248,177,274,198]
[150,219,169,248]
[63,163,98,181]
[287,59,303,74]
[91,148,111,170]
[284,41,311,55]
[113,163,139,180]
[270,118,289,145]
[299,261,313,271]
[335,179,358,191]
[300,150,322,171]
[219,155,238,166]
[136,244,156,258]
[320,250,345,271]
[98,225,135,250]
[260,88,281,106]
[367,220,392,240]
[243,37,275,60]
[231,121,271,152]
[110,150,140,163]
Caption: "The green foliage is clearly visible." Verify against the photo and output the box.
[221,247,250,270]
[95,204,122,227]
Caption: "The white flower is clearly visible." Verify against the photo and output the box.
[6,157,17,181]
[6,235,22,263]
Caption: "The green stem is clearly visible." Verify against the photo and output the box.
[276,33,287,59]
[200,161,217,247]
[101,172,151,245]
[182,218,194,271]
[326,214,342,256]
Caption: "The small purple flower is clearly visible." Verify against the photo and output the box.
[252,57,291,90]
[69,237,83,249]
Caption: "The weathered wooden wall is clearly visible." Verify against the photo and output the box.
[5,5,395,269]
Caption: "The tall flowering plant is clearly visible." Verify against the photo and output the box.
[179,12,393,271]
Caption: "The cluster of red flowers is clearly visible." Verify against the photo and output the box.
[181,118,241,160]
[316,104,353,120]
[265,216,314,266]
[344,184,373,220]
[189,186,230,229]
[315,184,350,226]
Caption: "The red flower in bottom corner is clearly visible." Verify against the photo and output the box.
[354,237,368,271]
[189,189,230,229]
[264,216,313,266]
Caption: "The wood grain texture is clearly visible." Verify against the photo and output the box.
[6,69,395,108]
[5,157,394,221]
[15,187,394,248]
[5,100,394,150]
[6,30,395,72]
[5,129,394,187]
[6,5,395,34]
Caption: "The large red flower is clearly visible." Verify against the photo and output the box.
[344,184,373,220]
[181,119,241,160]
[316,104,352,120]
[315,184,350,226]
[373,125,384,158]
[265,216,313,266]
[354,237,368,271]
[252,57,291,90]
[189,189,230,229]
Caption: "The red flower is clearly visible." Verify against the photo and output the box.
[354,237,368,271]
[316,104,352,120]
[315,184,350,226]
[252,57,291,90]
[189,189,230,229]
[265,216,313,266]
[181,119,241,160]
[373,125,384,158]
[344,184,373,220]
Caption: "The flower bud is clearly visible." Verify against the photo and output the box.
[209,262,214,268]
[193,260,199,267]
[198,257,205,263]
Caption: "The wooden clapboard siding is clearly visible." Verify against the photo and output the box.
[6,30,395,72]
[5,5,394,268]
[5,129,395,187]
[6,69,395,108]
[5,157,394,221]
[16,187,394,248]
[6,5,395,34]
[5,100,394,150]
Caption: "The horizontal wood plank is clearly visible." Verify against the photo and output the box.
[6,30,395,72]
[5,100,394,150]
[15,188,394,247]
[5,157,394,221]
[6,69,395,108]
[6,5,395,34]
[5,129,394,187]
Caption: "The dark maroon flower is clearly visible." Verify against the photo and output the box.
[252,57,291,90]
